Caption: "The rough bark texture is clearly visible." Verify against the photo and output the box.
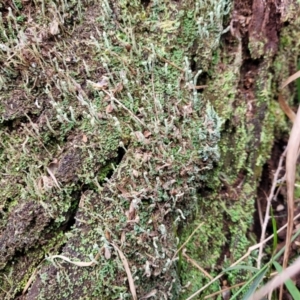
[0,0,299,299]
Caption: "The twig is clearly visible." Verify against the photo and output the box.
[257,148,287,269]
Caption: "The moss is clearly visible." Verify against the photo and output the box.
[0,0,299,299]
[249,39,267,59]
[16,0,228,298]
[0,230,66,297]
[175,2,300,298]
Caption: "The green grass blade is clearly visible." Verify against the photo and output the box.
[270,207,278,255]
[224,265,259,273]
[241,267,269,300]
[230,265,269,300]
[220,229,300,300]
[273,261,300,299]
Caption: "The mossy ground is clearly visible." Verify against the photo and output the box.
[0,0,299,299]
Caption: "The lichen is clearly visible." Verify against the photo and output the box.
[1,0,299,299]
[0,0,226,298]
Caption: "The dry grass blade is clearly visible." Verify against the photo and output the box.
[111,242,137,300]
[22,250,80,294]
[278,69,300,300]
[280,105,300,299]
[46,254,98,267]
[249,256,300,300]
[281,70,300,89]
[143,46,184,72]
[182,248,213,280]
[278,93,296,123]
[172,222,203,261]
[102,90,147,128]
[22,267,38,295]
[203,281,246,299]
[46,167,61,190]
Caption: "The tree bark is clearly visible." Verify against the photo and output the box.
[0,0,298,299]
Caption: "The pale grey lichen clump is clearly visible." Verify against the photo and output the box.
[197,0,230,38]
[195,0,231,70]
